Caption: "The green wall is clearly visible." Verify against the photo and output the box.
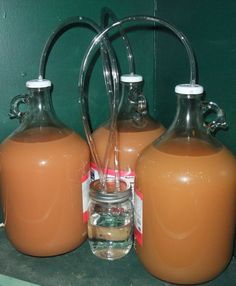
[153,0,236,153]
[0,0,156,141]
[0,0,236,282]
[0,0,235,154]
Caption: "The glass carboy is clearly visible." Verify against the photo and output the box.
[135,84,236,285]
[0,78,90,256]
[91,73,165,194]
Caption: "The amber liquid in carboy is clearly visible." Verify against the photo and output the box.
[1,127,90,256]
[92,118,165,172]
[135,137,236,284]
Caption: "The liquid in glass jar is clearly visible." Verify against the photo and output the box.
[88,179,133,260]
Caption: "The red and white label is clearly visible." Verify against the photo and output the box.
[90,162,135,201]
[81,170,90,223]
[134,188,143,246]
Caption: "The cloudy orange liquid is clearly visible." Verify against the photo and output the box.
[1,127,90,256]
[136,138,236,284]
[92,118,165,172]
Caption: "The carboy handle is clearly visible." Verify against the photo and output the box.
[9,94,28,120]
[201,101,228,133]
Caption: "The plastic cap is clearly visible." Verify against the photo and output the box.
[26,77,51,88]
[175,84,204,95]
[120,73,143,83]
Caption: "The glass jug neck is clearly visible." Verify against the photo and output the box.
[155,88,222,151]
[25,87,63,128]
[118,81,146,121]
[29,87,53,110]
[172,93,205,136]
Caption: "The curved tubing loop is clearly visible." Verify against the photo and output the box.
[101,7,135,74]
[80,15,197,87]
[100,8,136,190]
[78,15,197,190]
[38,16,120,188]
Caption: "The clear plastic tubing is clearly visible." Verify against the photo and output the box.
[80,15,197,86]
[100,7,135,74]
[38,16,120,187]
[100,8,135,189]
[78,15,197,188]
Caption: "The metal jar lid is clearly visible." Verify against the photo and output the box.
[89,178,131,203]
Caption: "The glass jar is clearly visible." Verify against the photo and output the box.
[0,78,90,256]
[135,84,236,284]
[88,178,133,260]
[91,74,165,195]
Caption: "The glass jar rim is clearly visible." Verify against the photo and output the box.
[89,178,131,203]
